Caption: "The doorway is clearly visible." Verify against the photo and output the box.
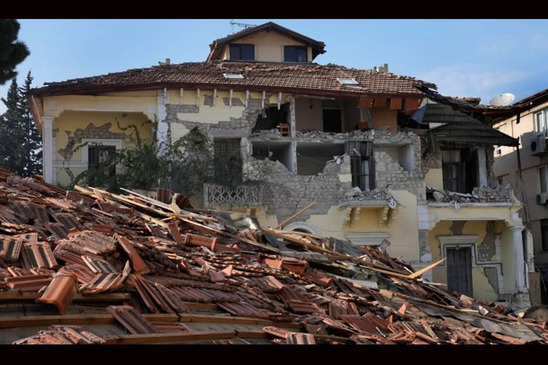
[323,109,342,133]
[446,246,473,297]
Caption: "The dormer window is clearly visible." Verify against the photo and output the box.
[230,44,255,61]
[337,77,360,86]
[284,46,307,62]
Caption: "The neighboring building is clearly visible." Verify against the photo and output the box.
[491,88,548,304]
[27,22,530,307]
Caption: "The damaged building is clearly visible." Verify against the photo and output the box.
[26,21,531,307]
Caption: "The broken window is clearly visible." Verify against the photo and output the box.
[252,141,293,172]
[297,142,344,176]
[214,139,242,186]
[284,46,307,62]
[253,104,290,132]
[347,141,374,191]
[88,145,116,186]
[229,44,254,61]
[442,149,478,193]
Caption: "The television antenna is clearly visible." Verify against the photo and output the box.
[230,20,257,33]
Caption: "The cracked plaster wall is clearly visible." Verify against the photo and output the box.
[165,91,425,224]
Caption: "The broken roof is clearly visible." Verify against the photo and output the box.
[207,22,326,62]
[0,168,546,345]
[29,61,430,99]
[411,103,519,147]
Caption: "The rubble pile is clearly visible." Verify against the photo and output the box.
[427,185,515,205]
[0,171,546,344]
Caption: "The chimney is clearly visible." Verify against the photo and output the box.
[158,58,171,66]
[373,64,389,73]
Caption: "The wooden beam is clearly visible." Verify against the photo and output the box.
[262,91,266,109]
[0,313,177,328]
[196,88,200,106]
[177,314,300,329]
[245,90,249,108]
[0,292,131,302]
[276,202,316,229]
[406,258,446,279]
[229,89,233,107]
[0,314,114,328]
[179,88,184,105]
[213,89,217,106]
[103,330,267,344]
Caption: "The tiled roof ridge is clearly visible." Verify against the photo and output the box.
[40,61,422,89]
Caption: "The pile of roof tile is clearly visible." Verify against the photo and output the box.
[0,169,547,345]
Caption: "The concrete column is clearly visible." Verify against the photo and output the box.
[156,88,169,153]
[477,147,488,187]
[289,96,296,138]
[512,225,528,292]
[42,116,54,184]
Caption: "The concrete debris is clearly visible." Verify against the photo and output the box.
[0,168,546,345]
[427,185,514,204]
[342,187,396,205]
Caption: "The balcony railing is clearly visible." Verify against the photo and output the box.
[204,183,262,207]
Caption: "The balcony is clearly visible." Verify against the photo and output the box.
[203,183,262,207]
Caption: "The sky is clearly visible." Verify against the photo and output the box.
[3,18,548,114]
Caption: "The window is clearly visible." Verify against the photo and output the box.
[541,219,548,251]
[536,109,548,135]
[442,149,478,193]
[229,44,254,61]
[337,77,359,86]
[223,73,244,79]
[348,141,374,191]
[539,166,547,193]
[494,145,502,156]
[284,46,307,62]
[214,139,242,186]
[88,145,116,186]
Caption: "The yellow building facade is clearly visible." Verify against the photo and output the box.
[28,22,530,306]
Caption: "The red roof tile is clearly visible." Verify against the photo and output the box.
[35,272,78,314]
[31,61,428,98]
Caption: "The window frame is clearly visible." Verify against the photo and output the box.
[284,45,308,63]
[535,108,548,135]
[229,44,255,61]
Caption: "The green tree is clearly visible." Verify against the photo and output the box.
[0,78,25,172]
[0,71,42,176]
[0,19,29,85]
[19,71,42,176]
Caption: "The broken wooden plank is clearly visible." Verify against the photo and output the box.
[406,258,446,279]
[103,330,266,344]
[275,202,316,229]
